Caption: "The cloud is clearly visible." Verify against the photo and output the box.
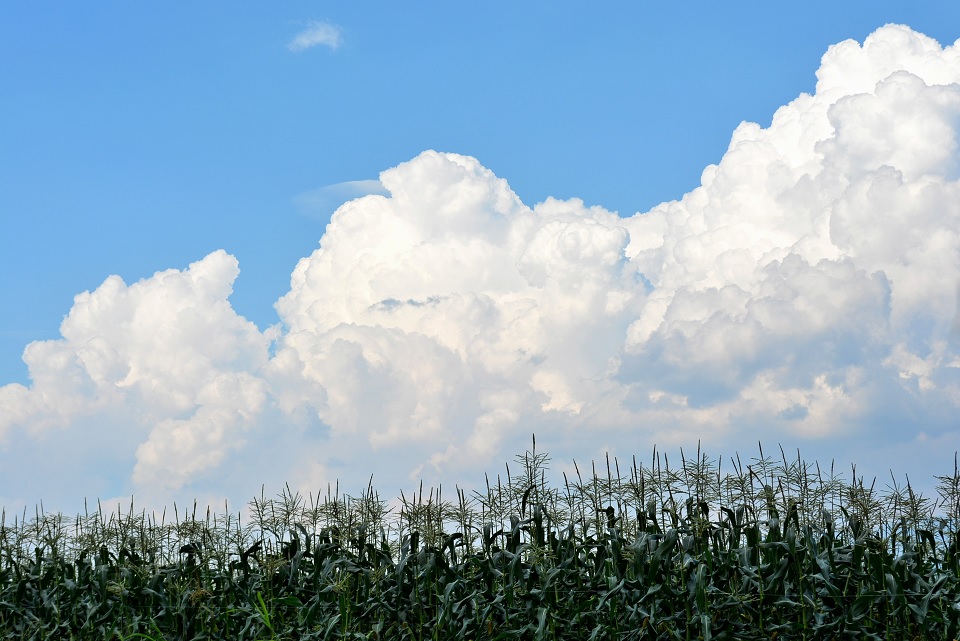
[3,24,960,513]
[287,20,342,52]
[293,180,390,220]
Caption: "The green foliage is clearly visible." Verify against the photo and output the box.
[1,441,958,640]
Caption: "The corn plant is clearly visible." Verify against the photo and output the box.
[1,440,958,640]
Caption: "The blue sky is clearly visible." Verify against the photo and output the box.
[3,3,960,514]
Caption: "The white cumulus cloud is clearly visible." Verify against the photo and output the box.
[287,20,342,52]
[3,24,960,514]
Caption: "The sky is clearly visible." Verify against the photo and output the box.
[3,3,960,517]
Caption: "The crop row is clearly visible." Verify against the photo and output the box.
[1,441,958,640]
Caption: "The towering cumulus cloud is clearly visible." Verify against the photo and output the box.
[2,25,960,511]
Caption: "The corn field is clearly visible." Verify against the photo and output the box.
[2,440,959,640]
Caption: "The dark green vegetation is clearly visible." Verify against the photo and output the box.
[2,441,959,640]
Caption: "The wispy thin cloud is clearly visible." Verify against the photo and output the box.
[294,180,389,219]
[287,20,342,52]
